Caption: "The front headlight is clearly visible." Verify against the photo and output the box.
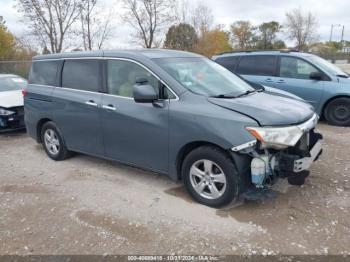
[0,108,15,116]
[246,125,304,148]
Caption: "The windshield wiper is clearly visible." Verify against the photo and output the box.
[336,74,349,78]
[211,89,259,99]
[210,94,237,99]
[235,89,258,98]
[247,81,265,92]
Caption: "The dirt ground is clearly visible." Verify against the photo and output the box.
[0,123,349,256]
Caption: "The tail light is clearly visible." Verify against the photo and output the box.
[22,88,27,97]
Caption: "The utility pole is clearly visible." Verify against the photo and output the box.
[341,25,345,50]
[330,25,333,42]
[329,24,342,42]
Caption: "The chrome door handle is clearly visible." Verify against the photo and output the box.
[276,79,285,84]
[85,100,98,106]
[265,78,274,82]
[102,105,116,111]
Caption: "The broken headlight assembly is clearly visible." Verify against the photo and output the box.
[0,108,15,116]
[246,125,304,149]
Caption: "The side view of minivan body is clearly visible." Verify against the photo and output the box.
[213,51,350,126]
[25,49,322,207]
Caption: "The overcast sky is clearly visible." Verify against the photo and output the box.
[1,0,349,49]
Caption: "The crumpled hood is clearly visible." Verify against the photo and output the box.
[0,90,24,108]
[208,91,315,126]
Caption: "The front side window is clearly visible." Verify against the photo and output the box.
[154,57,255,97]
[107,60,159,98]
[280,57,321,80]
[236,55,276,76]
[29,60,59,86]
[0,77,27,92]
[307,55,348,77]
[62,60,99,92]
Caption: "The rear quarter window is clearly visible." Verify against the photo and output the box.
[236,55,276,76]
[215,56,240,72]
[29,60,59,86]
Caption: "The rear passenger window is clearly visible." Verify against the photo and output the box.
[29,61,59,86]
[62,60,99,92]
[215,56,240,72]
[236,55,276,76]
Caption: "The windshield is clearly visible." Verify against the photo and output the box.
[307,55,348,77]
[0,77,27,92]
[154,57,255,97]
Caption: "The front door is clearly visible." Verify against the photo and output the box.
[101,59,170,173]
[275,56,325,110]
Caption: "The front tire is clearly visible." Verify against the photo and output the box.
[182,146,240,208]
[324,97,350,126]
[41,121,71,161]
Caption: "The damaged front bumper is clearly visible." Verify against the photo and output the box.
[293,140,322,172]
[0,106,25,133]
[232,114,323,192]
[277,130,323,177]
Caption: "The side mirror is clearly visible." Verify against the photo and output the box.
[309,72,323,81]
[133,84,158,103]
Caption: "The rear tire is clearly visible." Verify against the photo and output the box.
[41,121,71,161]
[324,97,350,126]
[181,146,240,208]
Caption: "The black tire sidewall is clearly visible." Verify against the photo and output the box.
[325,98,350,126]
[182,146,239,208]
[41,122,68,161]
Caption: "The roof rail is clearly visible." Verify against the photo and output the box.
[215,49,299,56]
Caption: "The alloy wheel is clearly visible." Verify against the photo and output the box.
[189,159,227,200]
[44,129,60,155]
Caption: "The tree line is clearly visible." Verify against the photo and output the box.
[0,0,347,60]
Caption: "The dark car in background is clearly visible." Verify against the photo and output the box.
[213,51,350,126]
[24,49,322,207]
[0,74,27,132]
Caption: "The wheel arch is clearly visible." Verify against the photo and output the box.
[321,95,350,119]
[36,118,52,143]
[176,141,231,181]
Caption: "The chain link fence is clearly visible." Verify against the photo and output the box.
[0,61,31,79]
[320,53,350,63]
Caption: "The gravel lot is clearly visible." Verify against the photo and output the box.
[0,123,349,255]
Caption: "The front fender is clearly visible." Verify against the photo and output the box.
[167,94,258,179]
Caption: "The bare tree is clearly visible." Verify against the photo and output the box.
[190,3,214,34]
[285,8,318,50]
[122,0,176,48]
[174,0,189,23]
[173,1,213,37]
[17,0,81,53]
[79,0,113,50]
